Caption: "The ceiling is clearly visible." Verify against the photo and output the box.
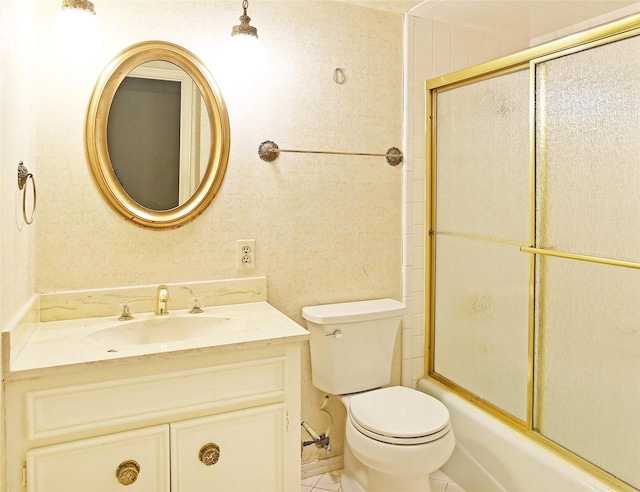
[342,0,637,41]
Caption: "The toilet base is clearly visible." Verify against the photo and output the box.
[341,438,435,492]
[366,469,432,492]
[340,441,366,492]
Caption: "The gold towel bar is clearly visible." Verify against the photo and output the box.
[520,246,640,270]
[258,140,403,166]
[430,232,639,270]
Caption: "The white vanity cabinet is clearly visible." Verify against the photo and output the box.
[26,404,287,492]
[6,342,304,492]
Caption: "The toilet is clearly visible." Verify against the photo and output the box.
[302,299,455,492]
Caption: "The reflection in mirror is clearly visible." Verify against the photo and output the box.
[108,61,212,211]
[85,41,229,229]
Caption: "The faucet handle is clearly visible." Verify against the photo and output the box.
[189,295,204,314]
[118,301,134,321]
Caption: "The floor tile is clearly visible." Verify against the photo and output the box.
[430,477,448,492]
[301,468,465,492]
[430,469,450,481]
[301,475,321,487]
[313,471,341,491]
[445,481,466,492]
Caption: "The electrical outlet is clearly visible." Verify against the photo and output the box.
[236,239,256,270]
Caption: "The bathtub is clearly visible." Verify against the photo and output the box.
[417,378,616,492]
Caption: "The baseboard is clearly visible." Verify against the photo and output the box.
[301,455,344,479]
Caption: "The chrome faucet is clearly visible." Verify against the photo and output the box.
[156,285,169,315]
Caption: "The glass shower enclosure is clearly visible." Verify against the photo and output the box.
[426,16,640,491]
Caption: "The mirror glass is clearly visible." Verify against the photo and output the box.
[108,61,212,211]
[86,42,229,229]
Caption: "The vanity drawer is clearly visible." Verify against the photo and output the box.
[26,356,286,441]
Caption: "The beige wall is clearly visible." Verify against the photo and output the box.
[0,2,37,331]
[1,0,38,484]
[31,0,403,300]
[2,0,403,467]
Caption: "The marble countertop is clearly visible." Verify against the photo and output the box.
[6,301,309,379]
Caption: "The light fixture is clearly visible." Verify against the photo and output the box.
[227,0,264,71]
[232,0,258,39]
[53,0,103,55]
[61,0,96,15]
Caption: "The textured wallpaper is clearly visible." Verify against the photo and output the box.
[31,1,403,306]
[25,0,403,465]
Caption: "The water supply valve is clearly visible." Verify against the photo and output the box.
[301,421,331,454]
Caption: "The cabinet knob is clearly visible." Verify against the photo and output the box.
[198,442,221,466]
[115,460,140,486]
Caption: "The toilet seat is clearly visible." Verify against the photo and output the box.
[349,386,451,445]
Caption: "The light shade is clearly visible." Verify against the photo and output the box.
[228,0,264,71]
[52,0,103,55]
[228,33,264,69]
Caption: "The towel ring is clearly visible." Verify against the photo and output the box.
[17,161,36,225]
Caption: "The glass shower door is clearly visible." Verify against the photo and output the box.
[534,34,640,487]
[432,69,531,422]
[428,22,640,490]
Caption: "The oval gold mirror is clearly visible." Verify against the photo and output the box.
[85,41,230,229]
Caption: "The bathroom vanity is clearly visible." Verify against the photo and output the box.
[3,278,309,492]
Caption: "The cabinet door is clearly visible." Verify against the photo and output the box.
[171,404,286,492]
[26,425,170,492]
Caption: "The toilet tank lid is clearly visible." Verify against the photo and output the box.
[302,299,405,324]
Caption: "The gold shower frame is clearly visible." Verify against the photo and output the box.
[425,13,640,492]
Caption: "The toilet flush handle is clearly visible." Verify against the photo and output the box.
[326,330,343,339]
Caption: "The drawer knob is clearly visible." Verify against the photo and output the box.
[116,460,140,486]
[199,442,221,466]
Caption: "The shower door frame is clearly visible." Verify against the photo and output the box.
[425,13,640,492]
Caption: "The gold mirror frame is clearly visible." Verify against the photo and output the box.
[85,41,230,229]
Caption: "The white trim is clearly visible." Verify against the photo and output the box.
[301,455,344,479]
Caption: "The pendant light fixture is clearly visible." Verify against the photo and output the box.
[228,0,264,70]
[232,0,258,38]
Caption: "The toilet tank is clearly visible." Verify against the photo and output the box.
[302,299,405,395]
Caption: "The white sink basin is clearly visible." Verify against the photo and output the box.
[81,315,245,347]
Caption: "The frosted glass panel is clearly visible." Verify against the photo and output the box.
[535,257,640,488]
[536,35,640,262]
[431,26,640,489]
[434,235,529,420]
[436,69,529,242]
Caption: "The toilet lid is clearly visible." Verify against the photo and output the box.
[349,386,451,445]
